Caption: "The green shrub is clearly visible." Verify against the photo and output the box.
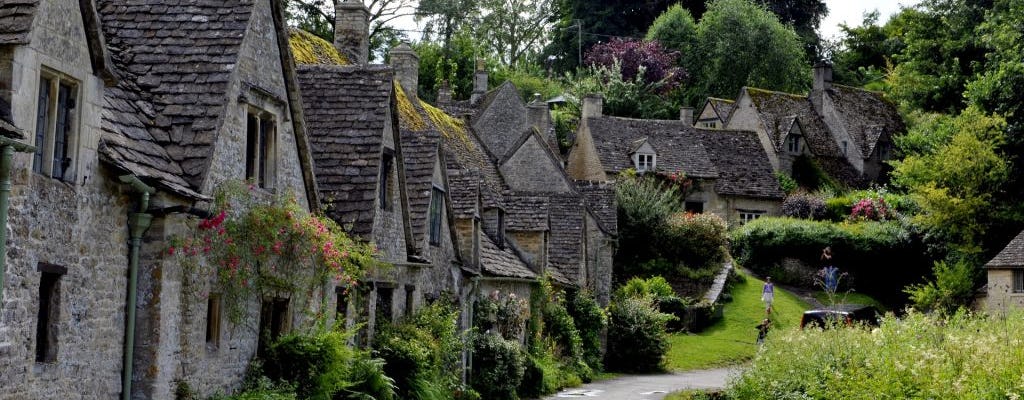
[823,189,918,222]
[615,175,684,273]
[781,192,826,220]
[374,301,470,400]
[263,330,395,400]
[775,172,798,194]
[566,290,607,371]
[618,276,676,299]
[605,297,674,373]
[728,311,1024,399]
[660,212,729,269]
[731,217,930,304]
[474,291,529,340]
[471,333,526,400]
[904,259,979,314]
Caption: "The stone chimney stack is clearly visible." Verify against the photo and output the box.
[582,94,603,119]
[334,0,370,64]
[389,43,419,97]
[527,93,551,132]
[811,63,833,113]
[679,107,694,126]
[470,59,488,104]
[436,80,453,104]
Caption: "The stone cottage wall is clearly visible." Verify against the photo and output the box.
[985,269,1024,312]
[500,135,571,193]
[725,94,780,172]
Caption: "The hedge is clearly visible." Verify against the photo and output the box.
[731,217,931,304]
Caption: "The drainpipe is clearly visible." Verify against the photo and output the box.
[0,137,34,303]
[119,174,155,400]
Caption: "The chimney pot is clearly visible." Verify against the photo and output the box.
[334,0,370,64]
[470,60,488,104]
[582,94,603,119]
[389,43,419,98]
[811,63,833,113]
[680,107,694,126]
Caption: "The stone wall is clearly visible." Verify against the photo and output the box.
[371,116,408,264]
[566,121,609,181]
[985,269,1024,312]
[500,135,571,193]
[471,84,528,159]
[507,231,545,271]
[583,214,613,306]
[725,94,780,172]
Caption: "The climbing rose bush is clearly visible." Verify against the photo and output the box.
[850,196,892,221]
[171,181,380,323]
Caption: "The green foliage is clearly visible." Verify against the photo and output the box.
[475,0,556,66]
[645,4,698,58]
[614,174,684,270]
[731,217,930,303]
[566,290,607,371]
[564,62,684,120]
[262,330,396,400]
[891,106,1009,258]
[605,296,674,373]
[470,333,526,400]
[775,172,798,194]
[373,302,470,400]
[412,30,480,101]
[474,290,529,339]
[830,11,905,87]
[822,188,917,222]
[618,276,676,299]
[904,260,979,314]
[489,65,563,102]
[690,0,809,105]
[728,310,1024,399]
[550,108,577,153]
[781,192,826,220]
[790,154,840,192]
[661,212,730,269]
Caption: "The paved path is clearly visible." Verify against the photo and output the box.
[540,367,740,399]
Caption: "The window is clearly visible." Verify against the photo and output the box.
[636,153,655,172]
[246,110,276,189]
[379,151,394,209]
[472,217,481,266]
[404,285,415,317]
[258,297,289,356]
[33,72,78,181]
[1014,270,1024,294]
[496,209,506,247]
[375,284,394,324]
[787,134,801,154]
[428,187,444,246]
[35,263,65,363]
[738,210,765,225]
[878,141,892,160]
[685,201,704,214]
[841,140,849,156]
[206,294,221,348]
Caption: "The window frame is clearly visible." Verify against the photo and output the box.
[379,150,394,210]
[428,186,445,246]
[245,108,278,189]
[1013,270,1024,294]
[33,69,80,182]
[787,134,801,154]
[738,210,766,225]
[636,153,655,173]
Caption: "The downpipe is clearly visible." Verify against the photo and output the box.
[119,174,154,400]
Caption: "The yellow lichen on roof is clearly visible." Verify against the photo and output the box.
[394,80,426,131]
[289,28,348,65]
[422,101,469,142]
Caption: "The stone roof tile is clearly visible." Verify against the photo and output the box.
[987,230,1024,269]
[694,129,785,199]
[827,84,905,157]
[297,64,393,239]
[585,116,719,178]
[480,234,537,279]
[547,192,585,284]
[0,0,38,45]
[575,181,617,235]
[505,193,549,232]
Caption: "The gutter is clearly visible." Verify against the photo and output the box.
[0,136,34,303]
[118,174,155,400]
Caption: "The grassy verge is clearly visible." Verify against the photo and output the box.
[810,291,886,311]
[665,272,810,371]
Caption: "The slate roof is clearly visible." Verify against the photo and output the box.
[547,193,585,285]
[707,97,736,122]
[584,116,719,178]
[399,125,441,249]
[576,182,617,235]
[986,230,1024,269]
[505,193,549,232]
[0,0,37,45]
[446,171,480,219]
[95,0,255,194]
[480,233,537,279]
[827,84,905,157]
[297,64,393,239]
[442,127,506,211]
[693,129,785,199]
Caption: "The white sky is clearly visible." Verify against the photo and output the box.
[388,1,915,42]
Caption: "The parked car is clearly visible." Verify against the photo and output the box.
[800,304,881,329]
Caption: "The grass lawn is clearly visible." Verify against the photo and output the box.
[810,291,886,311]
[666,272,810,371]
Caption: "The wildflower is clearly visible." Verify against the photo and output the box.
[167,246,175,255]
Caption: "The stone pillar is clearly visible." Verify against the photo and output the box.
[679,106,694,126]
[437,80,452,104]
[811,63,832,113]
[470,59,488,104]
[334,0,370,64]
[389,44,419,98]
[582,94,603,119]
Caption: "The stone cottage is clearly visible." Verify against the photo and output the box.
[984,230,1024,311]
[695,97,735,129]
[723,64,904,184]
[1,0,322,399]
[567,94,783,225]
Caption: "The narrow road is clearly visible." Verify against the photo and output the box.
[540,367,740,399]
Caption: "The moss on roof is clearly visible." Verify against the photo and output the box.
[289,28,348,66]
[394,80,427,131]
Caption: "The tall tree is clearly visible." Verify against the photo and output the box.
[416,0,480,55]
[829,11,906,87]
[476,0,557,66]
[757,0,828,61]
[690,0,809,104]
[645,4,698,60]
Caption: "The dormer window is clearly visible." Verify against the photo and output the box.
[878,141,892,160]
[786,134,801,154]
[34,70,79,182]
[636,153,656,173]
[246,109,277,189]
[841,141,849,156]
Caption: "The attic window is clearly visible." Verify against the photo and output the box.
[428,187,445,246]
[841,140,849,156]
[636,153,655,173]
[787,134,801,154]
[33,70,79,182]
[246,109,277,189]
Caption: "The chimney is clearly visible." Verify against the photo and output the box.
[334,0,370,64]
[436,80,452,104]
[582,94,603,119]
[470,59,488,104]
[811,63,833,113]
[527,93,551,133]
[389,43,419,98]
[679,106,694,126]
